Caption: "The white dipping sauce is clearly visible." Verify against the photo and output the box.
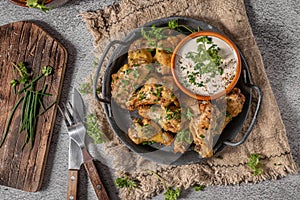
[175,36,238,96]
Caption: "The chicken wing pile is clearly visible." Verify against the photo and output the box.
[111,29,245,158]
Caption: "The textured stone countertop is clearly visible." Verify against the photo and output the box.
[0,0,299,199]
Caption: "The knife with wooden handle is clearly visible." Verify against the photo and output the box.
[82,147,109,200]
[67,169,79,200]
[68,88,110,200]
[66,89,85,200]
[66,139,82,200]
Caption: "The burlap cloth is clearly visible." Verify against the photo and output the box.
[81,0,298,199]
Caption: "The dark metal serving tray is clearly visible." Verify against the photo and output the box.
[94,17,262,165]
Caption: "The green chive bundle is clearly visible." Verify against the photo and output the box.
[0,62,56,149]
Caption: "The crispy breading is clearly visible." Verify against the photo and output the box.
[154,34,185,67]
[111,64,153,109]
[224,88,246,127]
[126,84,179,111]
[189,88,245,158]
[128,49,153,66]
[138,104,181,133]
[128,38,154,66]
[128,118,174,145]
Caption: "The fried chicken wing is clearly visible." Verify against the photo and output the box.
[138,104,181,133]
[189,101,222,158]
[128,118,174,145]
[173,126,193,153]
[126,84,179,110]
[128,49,153,66]
[111,64,153,108]
[224,88,246,127]
[189,88,245,158]
[154,34,185,67]
[129,38,154,51]
[128,38,154,66]
[111,63,130,91]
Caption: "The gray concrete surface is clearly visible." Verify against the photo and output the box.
[0,0,299,199]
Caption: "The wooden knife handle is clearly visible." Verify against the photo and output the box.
[84,160,110,200]
[67,170,79,200]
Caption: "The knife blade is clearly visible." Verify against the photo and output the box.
[66,88,85,200]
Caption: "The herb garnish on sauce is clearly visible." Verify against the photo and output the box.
[185,36,223,85]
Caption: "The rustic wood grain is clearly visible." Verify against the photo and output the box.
[83,160,110,200]
[67,170,79,200]
[0,21,67,192]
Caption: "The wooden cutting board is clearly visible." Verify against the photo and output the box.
[0,21,67,192]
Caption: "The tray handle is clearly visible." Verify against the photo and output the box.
[93,33,138,103]
[223,71,263,147]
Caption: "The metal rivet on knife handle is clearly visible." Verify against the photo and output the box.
[67,170,79,200]
[97,185,101,190]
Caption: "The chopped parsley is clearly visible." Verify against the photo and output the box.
[132,69,139,78]
[121,79,130,86]
[78,83,93,95]
[86,114,107,144]
[138,92,146,100]
[199,134,205,139]
[184,36,224,89]
[175,129,193,144]
[186,108,194,120]
[142,141,154,145]
[125,69,133,75]
[165,108,180,120]
[154,86,163,98]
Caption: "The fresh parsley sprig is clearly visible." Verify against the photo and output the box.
[86,114,107,144]
[193,184,205,191]
[141,19,195,48]
[168,19,195,33]
[115,176,138,189]
[175,129,193,145]
[165,188,180,200]
[142,140,154,145]
[26,0,50,12]
[186,107,194,120]
[247,153,263,176]
[147,169,181,200]
[78,82,93,95]
[141,25,167,47]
